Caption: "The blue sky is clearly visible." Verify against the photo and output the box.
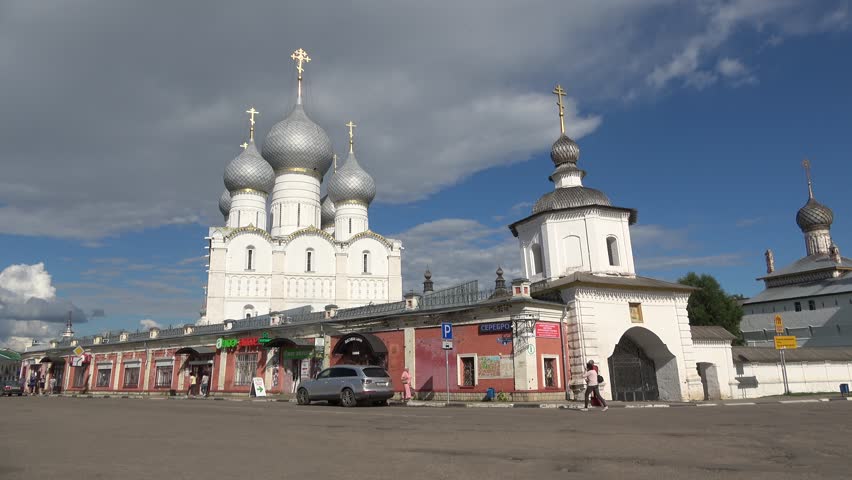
[1,1,850,347]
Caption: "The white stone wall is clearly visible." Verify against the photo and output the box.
[734,360,852,399]
[691,340,736,399]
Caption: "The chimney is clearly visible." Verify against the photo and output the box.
[765,249,775,274]
[404,291,421,310]
[511,278,531,298]
[423,268,434,293]
[324,304,339,319]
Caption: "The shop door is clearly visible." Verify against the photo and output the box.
[51,365,65,393]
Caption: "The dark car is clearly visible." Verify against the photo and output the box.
[3,380,24,396]
[297,365,393,407]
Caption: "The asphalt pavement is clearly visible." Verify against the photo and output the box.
[1,396,849,480]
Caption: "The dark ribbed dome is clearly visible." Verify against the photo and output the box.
[551,134,580,166]
[532,186,611,214]
[796,198,833,232]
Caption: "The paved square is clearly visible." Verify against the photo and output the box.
[1,397,849,479]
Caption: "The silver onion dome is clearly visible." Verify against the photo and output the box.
[532,186,611,214]
[320,194,336,226]
[224,141,275,194]
[327,151,376,205]
[262,104,334,175]
[551,134,580,166]
[218,189,231,218]
[796,198,834,232]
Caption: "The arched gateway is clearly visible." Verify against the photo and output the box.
[608,327,682,402]
[332,333,388,368]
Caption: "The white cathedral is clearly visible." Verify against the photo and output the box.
[202,49,402,323]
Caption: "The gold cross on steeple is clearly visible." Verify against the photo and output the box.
[291,48,311,101]
[803,158,814,199]
[552,84,567,135]
[240,142,249,150]
[245,107,259,141]
[346,121,357,153]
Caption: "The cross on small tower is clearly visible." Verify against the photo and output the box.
[291,48,311,101]
[245,107,259,141]
[552,84,567,134]
[803,158,814,199]
[346,121,357,153]
[240,142,249,150]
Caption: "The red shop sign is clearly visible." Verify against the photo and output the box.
[535,323,560,339]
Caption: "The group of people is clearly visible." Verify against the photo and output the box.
[24,374,58,395]
[186,370,211,397]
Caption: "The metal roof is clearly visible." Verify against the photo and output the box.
[757,254,852,281]
[732,346,852,363]
[532,272,696,295]
[743,272,852,306]
[690,326,736,342]
[0,349,22,361]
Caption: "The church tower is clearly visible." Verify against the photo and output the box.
[223,108,275,230]
[327,121,376,241]
[796,159,835,256]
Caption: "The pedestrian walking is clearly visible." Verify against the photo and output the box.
[28,375,36,395]
[38,376,45,395]
[48,376,57,395]
[187,372,197,397]
[201,371,210,397]
[582,361,608,412]
[401,368,412,401]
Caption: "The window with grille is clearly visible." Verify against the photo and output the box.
[460,356,476,387]
[808,300,816,311]
[155,366,173,388]
[96,367,111,387]
[234,354,257,386]
[794,302,802,312]
[123,366,140,388]
[73,367,87,388]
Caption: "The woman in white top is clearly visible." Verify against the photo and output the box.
[582,361,608,411]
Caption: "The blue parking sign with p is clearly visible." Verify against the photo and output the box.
[441,323,453,340]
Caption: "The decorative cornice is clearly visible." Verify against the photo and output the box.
[280,225,336,246]
[573,286,689,304]
[344,230,394,250]
[224,225,273,242]
[335,199,369,208]
[230,188,268,198]
[275,167,323,181]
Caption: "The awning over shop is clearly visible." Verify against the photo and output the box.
[332,333,388,355]
[174,346,216,356]
[39,356,66,364]
[264,337,314,348]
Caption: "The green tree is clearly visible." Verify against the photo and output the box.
[677,272,743,338]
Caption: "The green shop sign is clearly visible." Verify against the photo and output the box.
[282,348,320,360]
[216,332,272,350]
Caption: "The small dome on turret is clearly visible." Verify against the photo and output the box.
[218,189,231,218]
[796,198,833,232]
[224,141,275,194]
[551,134,580,166]
[320,194,336,227]
[327,151,376,205]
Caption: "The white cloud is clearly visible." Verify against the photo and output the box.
[717,57,758,86]
[0,263,87,351]
[392,219,521,294]
[139,319,163,330]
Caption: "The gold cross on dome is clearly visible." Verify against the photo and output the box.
[552,84,567,134]
[245,107,259,141]
[291,48,311,78]
[240,142,249,150]
[803,158,814,199]
[346,121,357,153]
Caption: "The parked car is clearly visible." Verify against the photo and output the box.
[297,365,393,407]
[3,380,24,396]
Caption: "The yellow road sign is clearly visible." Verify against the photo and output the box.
[72,345,85,356]
[774,315,784,335]
[774,335,797,350]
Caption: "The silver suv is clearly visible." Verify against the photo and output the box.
[296,365,393,407]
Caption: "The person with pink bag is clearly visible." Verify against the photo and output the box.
[401,368,413,402]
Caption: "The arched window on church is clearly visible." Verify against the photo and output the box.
[245,246,255,271]
[244,304,255,318]
[531,244,544,276]
[349,218,352,235]
[362,251,370,274]
[606,236,620,267]
[306,249,314,272]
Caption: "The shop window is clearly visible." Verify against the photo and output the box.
[606,236,620,266]
[73,367,87,388]
[629,303,643,323]
[155,366,173,388]
[808,300,816,311]
[530,244,543,275]
[96,367,111,388]
[234,353,257,386]
[123,366,140,388]
[543,357,557,388]
[459,355,476,387]
[794,302,802,312]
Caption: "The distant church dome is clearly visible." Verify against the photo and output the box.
[224,141,275,194]
[218,189,231,217]
[532,186,611,214]
[551,134,580,166]
[327,151,376,205]
[796,198,833,232]
[320,194,336,226]
[262,104,334,176]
